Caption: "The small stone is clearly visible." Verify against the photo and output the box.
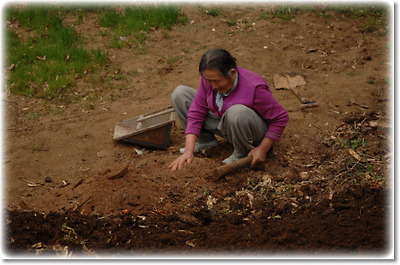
[44,177,52,183]
[300,172,309,181]
[97,149,111,158]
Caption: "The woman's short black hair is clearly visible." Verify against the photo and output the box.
[198,48,237,78]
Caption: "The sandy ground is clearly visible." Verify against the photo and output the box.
[3,4,393,258]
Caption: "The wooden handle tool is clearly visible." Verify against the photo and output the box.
[291,86,318,109]
[213,154,253,178]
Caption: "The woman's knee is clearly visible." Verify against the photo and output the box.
[171,85,186,102]
[224,104,252,121]
[171,85,196,104]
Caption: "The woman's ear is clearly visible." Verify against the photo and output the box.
[230,68,237,78]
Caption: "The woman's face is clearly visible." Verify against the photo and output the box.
[203,69,236,94]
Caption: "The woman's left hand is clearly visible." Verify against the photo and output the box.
[248,137,273,166]
[248,146,267,166]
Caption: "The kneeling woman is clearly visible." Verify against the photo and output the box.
[169,48,289,171]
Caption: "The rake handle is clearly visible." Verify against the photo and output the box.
[213,155,253,178]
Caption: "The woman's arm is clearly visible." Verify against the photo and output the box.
[253,85,289,142]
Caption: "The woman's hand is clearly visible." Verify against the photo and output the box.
[169,152,194,171]
[169,134,198,171]
[248,146,266,166]
[248,137,273,166]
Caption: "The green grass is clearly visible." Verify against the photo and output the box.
[5,5,187,100]
[333,136,369,151]
[319,4,387,18]
[260,6,296,22]
[199,7,221,17]
[5,6,108,99]
[259,4,388,31]
[327,4,388,33]
[98,6,188,49]
[350,137,369,151]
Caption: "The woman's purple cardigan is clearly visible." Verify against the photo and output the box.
[186,66,289,142]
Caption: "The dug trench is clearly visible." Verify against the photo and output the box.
[3,5,392,257]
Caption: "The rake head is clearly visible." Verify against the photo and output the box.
[300,100,319,109]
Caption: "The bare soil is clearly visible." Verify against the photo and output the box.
[3,5,392,258]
